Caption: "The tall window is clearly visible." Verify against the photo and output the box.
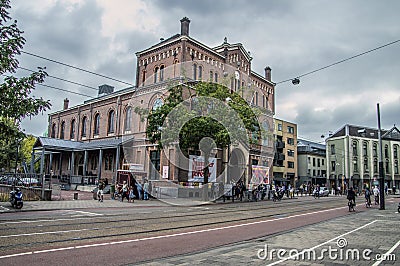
[394,145,398,159]
[125,106,132,131]
[142,70,146,85]
[81,116,87,137]
[353,141,358,156]
[364,157,369,171]
[384,145,389,158]
[160,65,164,82]
[353,158,359,172]
[373,143,378,157]
[193,63,197,80]
[51,123,56,138]
[60,121,65,139]
[154,67,159,83]
[385,159,390,174]
[70,119,76,139]
[105,153,114,171]
[108,110,115,134]
[214,73,218,83]
[363,141,368,156]
[198,66,202,80]
[395,160,399,174]
[209,71,213,81]
[373,158,378,173]
[287,126,294,134]
[330,144,336,155]
[94,113,100,135]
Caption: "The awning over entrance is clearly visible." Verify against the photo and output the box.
[33,136,134,151]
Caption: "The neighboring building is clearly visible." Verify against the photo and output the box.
[297,139,327,187]
[273,118,297,186]
[326,124,400,192]
[32,17,276,191]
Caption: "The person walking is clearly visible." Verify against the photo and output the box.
[373,186,380,205]
[97,179,104,202]
[121,181,129,202]
[128,186,135,203]
[143,180,149,200]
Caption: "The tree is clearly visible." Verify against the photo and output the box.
[1,0,51,171]
[146,82,261,194]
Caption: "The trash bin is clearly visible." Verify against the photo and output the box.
[110,184,115,199]
[73,192,78,200]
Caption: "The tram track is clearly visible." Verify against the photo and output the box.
[0,198,347,253]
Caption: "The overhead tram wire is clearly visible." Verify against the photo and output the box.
[276,39,400,85]
[37,83,95,99]
[21,51,134,87]
[20,67,98,91]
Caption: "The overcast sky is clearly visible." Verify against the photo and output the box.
[10,0,400,142]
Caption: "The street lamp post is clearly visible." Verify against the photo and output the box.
[377,103,385,210]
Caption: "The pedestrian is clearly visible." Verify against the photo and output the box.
[121,181,128,202]
[136,181,142,200]
[373,186,380,205]
[129,186,135,203]
[143,180,149,200]
[97,179,104,202]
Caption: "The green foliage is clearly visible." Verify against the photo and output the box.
[0,0,50,171]
[146,82,261,152]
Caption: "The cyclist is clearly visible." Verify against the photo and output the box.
[347,187,356,211]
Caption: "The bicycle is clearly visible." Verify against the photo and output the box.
[348,199,355,212]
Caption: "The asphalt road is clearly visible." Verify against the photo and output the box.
[0,196,398,265]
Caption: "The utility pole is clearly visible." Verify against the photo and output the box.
[377,103,385,210]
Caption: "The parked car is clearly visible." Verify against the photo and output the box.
[318,187,330,197]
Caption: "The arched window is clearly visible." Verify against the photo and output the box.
[373,142,378,157]
[94,113,100,136]
[198,65,202,80]
[51,123,56,138]
[353,141,358,156]
[142,70,146,85]
[125,106,132,131]
[214,72,218,83]
[193,63,197,80]
[81,116,87,137]
[108,110,115,134]
[373,158,378,173]
[363,141,368,156]
[154,67,159,83]
[384,144,389,158]
[70,119,76,140]
[160,65,165,81]
[60,121,65,139]
[394,145,398,159]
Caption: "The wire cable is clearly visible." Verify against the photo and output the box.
[21,51,134,86]
[20,67,98,91]
[37,83,95,98]
[276,39,400,84]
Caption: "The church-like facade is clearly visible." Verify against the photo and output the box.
[33,18,276,193]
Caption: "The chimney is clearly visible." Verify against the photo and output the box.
[63,98,69,110]
[264,66,271,81]
[180,17,190,36]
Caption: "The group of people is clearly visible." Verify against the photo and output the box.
[114,179,150,202]
[97,178,150,203]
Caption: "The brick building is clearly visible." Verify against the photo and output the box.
[32,18,276,192]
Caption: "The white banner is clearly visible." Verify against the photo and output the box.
[188,155,217,183]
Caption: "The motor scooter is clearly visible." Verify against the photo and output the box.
[9,188,23,209]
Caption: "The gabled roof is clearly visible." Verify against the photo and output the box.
[382,126,400,140]
[328,124,400,141]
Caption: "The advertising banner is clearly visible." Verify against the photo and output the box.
[251,165,270,185]
[188,155,217,183]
